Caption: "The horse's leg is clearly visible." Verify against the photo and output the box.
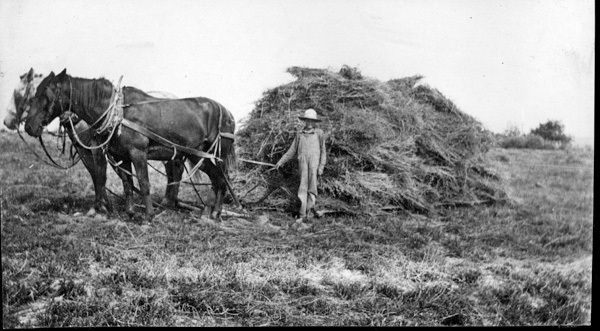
[91,147,109,213]
[114,160,135,217]
[199,161,227,221]
[161,158,184,208]
[76,144,108,215]
[68,124,110,215]
[130,148,154,220]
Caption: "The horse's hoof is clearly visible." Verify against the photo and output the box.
[131,213,143,224]
[125,208,135,217]
[209,212,222,222]
[130,212,153,224]
[94,213,108,221]
[97,205,109,214]
[160,198,178,208]
[86,208,97,217]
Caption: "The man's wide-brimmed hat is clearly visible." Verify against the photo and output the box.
[298,108,322,122]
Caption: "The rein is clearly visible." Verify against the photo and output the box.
[17,125,81,170]
[38,134,81,169]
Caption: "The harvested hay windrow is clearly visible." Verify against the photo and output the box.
[235,65,506,214]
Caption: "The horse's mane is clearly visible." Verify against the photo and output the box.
[69,76,114,111]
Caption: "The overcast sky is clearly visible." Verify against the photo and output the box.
[0,0,594,141]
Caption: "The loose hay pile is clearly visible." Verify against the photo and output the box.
[235,65,506,214]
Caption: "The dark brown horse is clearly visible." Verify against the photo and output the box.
[5,69,187,216]
[25,69,236,221]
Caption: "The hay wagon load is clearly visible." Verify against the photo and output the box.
[235,65,506,215]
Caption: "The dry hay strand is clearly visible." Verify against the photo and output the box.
[236,65,506,214]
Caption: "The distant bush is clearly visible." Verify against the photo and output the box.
[503,124,523,137]
[530,120,572,144]
[498,134,566,150]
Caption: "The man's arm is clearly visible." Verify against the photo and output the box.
[276,134,298,168]
[318,130,327,175]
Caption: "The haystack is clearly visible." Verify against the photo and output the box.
[234,65,505,214]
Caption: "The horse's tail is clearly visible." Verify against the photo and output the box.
[218,106,236,177]
[220,134,236,176]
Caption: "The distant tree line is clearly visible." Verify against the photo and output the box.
[496,120,572,150]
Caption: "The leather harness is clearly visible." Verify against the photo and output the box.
[66,79,234,162]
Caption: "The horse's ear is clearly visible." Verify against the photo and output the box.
[26,68,34,81]
[55,70,67,86]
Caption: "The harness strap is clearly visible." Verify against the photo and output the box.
[220,132,235,140]
[125,97,236,142]
[215,102,235,141]
[99,78,124,135]
[68,114,119,150]
[122,99,179,107]
[120,118,218,160]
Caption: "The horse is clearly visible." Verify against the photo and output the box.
[25,69,236,221]
[4,68,45,130]
[5,68,191,216]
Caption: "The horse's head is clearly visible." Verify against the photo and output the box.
[24,69,71,137]
[3,68,45,130]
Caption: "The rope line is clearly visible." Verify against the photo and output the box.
[66,76,124,150]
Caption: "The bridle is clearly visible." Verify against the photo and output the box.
[21,74,123,171]
[17,76,81,170]
[14,80,35,125]
[44,76,73,124]
[41,75,119,149]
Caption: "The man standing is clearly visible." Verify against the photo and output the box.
[275,108,327,224]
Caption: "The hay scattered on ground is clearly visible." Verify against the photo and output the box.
[235,65,506,214]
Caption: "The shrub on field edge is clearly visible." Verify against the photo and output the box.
[530,120,572,145]
[497,134,569,150]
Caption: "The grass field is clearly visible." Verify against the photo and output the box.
[1,131,593,326]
